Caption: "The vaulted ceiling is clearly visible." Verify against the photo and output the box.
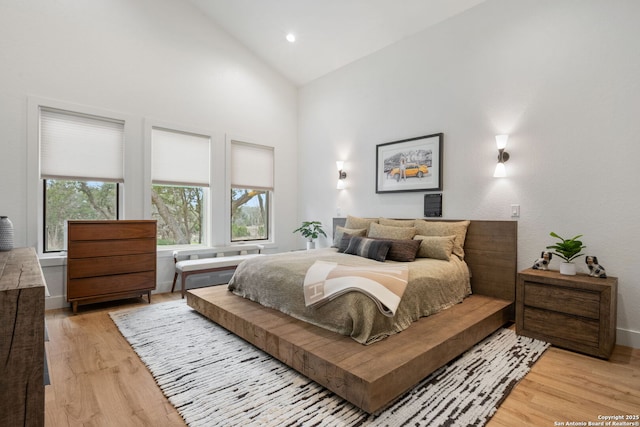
[186,0,486,86]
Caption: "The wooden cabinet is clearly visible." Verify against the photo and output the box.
[0,248,45,427]
[516,268,617,359]
[67,220,157,313]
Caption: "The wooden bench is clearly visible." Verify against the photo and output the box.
[171,246,263,298]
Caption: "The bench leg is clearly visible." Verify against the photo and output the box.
[177,266,238,299]
[179,271,195,298]
[170,270,185,298]
[181,272,186,299]
[171,272,178,293]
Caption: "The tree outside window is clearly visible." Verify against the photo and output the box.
[152,185,204,245]
[231,189,268,241]
[44,179,118,252]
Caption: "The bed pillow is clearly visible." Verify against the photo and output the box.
[413,220,470,260]
[414,235,456,260]
[370,237,421,262]
[332,226,367,248]
[378,218,416,227]
[368,222,417,240]
[336,232,359,253]
[344,215,378,231]
[344,236,392,262]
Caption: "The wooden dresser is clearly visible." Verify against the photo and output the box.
[0,247,45,427]
[516,268,617,359]
[67,220,157,313]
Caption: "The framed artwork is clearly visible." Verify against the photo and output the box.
[375,133,443,193]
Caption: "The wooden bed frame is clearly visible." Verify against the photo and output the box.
[187,219,517,414]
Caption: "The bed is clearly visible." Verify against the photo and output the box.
[187,218,517,414]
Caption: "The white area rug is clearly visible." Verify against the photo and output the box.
[110,300,548,427]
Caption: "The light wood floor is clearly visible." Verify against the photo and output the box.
[45,292,640,427]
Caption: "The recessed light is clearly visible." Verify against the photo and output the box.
[286,33,296,43]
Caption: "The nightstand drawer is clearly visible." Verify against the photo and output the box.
[523,282,600,319]
[523,307,599,346]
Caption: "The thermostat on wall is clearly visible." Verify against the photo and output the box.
[424,193,442,217]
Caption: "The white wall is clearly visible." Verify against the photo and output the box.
[0,0,299,307]
[298,0,640,347]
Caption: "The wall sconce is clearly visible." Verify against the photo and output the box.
[336,161,347,190]
[493,134,510,178]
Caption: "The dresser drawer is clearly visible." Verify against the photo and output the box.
[522,306,599,346]
[523,281,600,319]
[68,253,156,279]
[67,238,156,258]
[68,271,156,299]
[68,221,156,240]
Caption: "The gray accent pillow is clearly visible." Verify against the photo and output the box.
[370,237,421,262]
[344,236,392,262]
[336,233,356,253]
[332,226,367,247]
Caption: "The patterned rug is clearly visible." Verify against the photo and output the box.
[110,300,548,427]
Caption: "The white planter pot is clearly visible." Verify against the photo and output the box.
[560,262,576,275]
[306,241,316,250]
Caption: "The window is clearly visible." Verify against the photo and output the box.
[39,107,123,252]
[43,180,118,251]
[230,140,274,242]
[231,189,269,241]
[151,127,210,246]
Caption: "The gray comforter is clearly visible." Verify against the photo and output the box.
[228,248,471,344]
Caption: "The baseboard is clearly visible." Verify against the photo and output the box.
[45,294,68,311]
[617,327,640,349]
[155,281,174,294]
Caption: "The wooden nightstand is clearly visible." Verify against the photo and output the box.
[516,268,617,359]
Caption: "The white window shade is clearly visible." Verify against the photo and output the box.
[231,141,274,190]
[40,108,124,182]
[152,128,210,187]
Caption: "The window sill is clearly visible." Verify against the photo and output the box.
[38,253,67,268]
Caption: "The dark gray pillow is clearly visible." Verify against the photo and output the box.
[370,237,421,262]
[332,226,366,247]
[336,233,355,253]
[344,236,392,262]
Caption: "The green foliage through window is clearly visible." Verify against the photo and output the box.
[152,185,204,245]
[231,189,268,241]
[44,179,118,252]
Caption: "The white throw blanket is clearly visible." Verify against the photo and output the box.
[303,261,409,317]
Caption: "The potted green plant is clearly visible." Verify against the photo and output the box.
[546,232,586,275]
[293,221,327,250]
